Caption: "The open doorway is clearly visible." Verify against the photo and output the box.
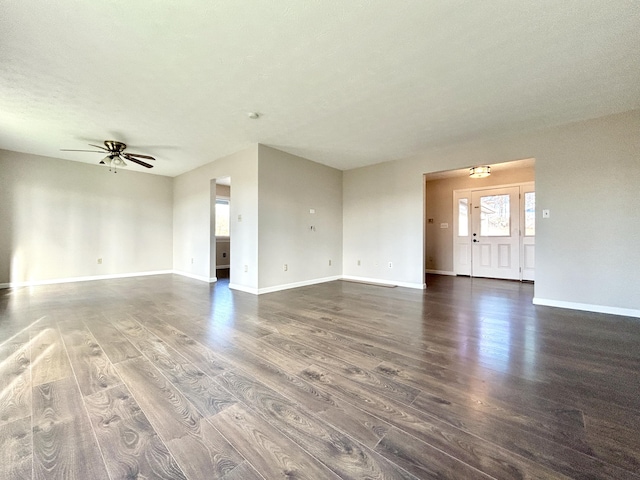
[424,159,535,282]
[210,177,231,281]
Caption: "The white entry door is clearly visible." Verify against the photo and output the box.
[471,186,520,280]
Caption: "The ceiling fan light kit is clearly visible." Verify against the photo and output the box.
[61,140,155,173]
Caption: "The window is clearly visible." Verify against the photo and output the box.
[480,194,510,236]
[458,198,468,236]
[524,191,535,236]
[215,198,230,237]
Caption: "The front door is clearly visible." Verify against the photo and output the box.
[471,186,520,280]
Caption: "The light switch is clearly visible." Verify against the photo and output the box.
[542,209,550,218]
[440,223,448,229]
[309,208,315,214]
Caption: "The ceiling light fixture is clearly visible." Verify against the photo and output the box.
[469,165,491,178]
[100,154,126,173]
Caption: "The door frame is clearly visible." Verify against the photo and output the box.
[453,181,535,280]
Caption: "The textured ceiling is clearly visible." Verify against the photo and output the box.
[1,1,639,177]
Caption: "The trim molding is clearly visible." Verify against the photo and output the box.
[230,276,342,295]
[0,270,173,289]
[172,270,217,283]
[533,297,640,319]
[341,275,425,290]
[257,276,342,295]
[228,283,258,295]
[425,269,456,276]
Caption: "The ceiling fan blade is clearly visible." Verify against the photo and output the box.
[60,149,105,153]
[123,155,153,168]
[124,152,156,160]
[89,143,110,151]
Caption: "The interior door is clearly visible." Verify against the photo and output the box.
[471,186,520,280]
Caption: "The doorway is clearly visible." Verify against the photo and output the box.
[424,158,535,282]
[210,177,231,282]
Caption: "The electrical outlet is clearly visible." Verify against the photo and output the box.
[97,258,102,264]
[244,265,248,272]
[388,262,393,268]
[328,259,332,266]
[357,260,361,266]
[191,258,194,264]
[283,264,288,271]
[238,214,242,222]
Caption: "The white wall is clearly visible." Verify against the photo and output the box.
[0,150,173,285]
[172,145,259,289]
[344,110,640,313]
[343,159,425,288]
[257,145,342,290]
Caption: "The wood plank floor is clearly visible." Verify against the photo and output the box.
[0,274,639,479]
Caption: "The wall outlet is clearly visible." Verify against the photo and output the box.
[238,214,242,222]
[357,260,361,266]
[191,258,194,264]
[97,258,102,264]
[244,265,248,272]
[283,264,288,271]
[388,262,393,268]
[328,259,332,266]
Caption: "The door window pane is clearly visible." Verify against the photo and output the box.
[215,199,230,236]
[480,194,510,236]
[525,192,535,236]
[458,198,468,236]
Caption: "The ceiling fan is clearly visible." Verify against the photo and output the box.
[61,140,155,172]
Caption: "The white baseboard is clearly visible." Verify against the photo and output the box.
[533,297,640,319]
[172,270,217,283]
[228,283,258,294]
[425,269,456,276]
[341,275,425,290]
[0,270,173,289]
[257,276,342,295]
[229,276,342,295]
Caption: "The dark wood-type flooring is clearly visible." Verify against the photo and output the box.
[1,274,639,479]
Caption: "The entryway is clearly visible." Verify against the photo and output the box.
[424,158,535,283]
